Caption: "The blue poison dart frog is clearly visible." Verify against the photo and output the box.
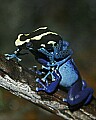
[5,27,93,110]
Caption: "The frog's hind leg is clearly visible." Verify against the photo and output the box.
[81,80,93,105]
[84,88,93,105]
[67,79,94,107]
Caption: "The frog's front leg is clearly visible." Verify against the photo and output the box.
[66,79,94,109]
[5,48,22,62]
[36,69,61,94]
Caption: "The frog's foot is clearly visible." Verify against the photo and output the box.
[5,53,22,62]
[84,88,94,105]
[36,78,47,92]
[81,80,94,105]
[36,70,61,94]
[66,79,94,110]
[67,87,94,107]
[36,77,49,86]
[62,98,68,103]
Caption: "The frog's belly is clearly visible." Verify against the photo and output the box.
[59,59,78,87]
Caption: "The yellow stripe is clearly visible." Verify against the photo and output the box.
[15,38,30,46]
[15,34,30,46]
[33,27,48,32]
[30,32,58,40]
[15,32,58,46]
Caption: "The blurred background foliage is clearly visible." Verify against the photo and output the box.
[0,0,96,120]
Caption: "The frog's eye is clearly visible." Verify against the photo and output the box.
[47,41,57,47]
[43,41,57,52]
[20,34,27,41]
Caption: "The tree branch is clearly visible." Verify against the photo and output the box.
[0,54,96,120]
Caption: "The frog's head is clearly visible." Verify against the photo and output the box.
[15,27,62,52]
[14,27,72,63]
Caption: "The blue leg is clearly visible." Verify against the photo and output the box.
[84,88,93,105]
[67,79,93,106]
[36,69,61,94]
[36,78,46,88]
[81,80,93,105]
[38,58,50,67]
[45,70,61,93]
[41,71,51,82]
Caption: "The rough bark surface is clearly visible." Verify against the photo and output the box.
[0,54,96,120]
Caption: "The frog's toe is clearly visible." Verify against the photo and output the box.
[5,54,14,60]
[62,98,68,103]
[5,54,9,56]
[36,78,40,83]
[5,56,10,60]
[36,87,39,92]
[5,54,11,57]
[17,57,22,62]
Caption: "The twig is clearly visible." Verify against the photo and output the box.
[0,54,96,120]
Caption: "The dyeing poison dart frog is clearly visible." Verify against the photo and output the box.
[5,27,94,110]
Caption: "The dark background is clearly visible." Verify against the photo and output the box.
[0,0,96,120]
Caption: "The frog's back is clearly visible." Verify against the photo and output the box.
[15,27,62,49]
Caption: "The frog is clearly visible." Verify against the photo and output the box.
[5,27,94,110]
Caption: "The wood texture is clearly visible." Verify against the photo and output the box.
[0,54,96,120]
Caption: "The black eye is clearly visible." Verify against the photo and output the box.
[45,44,53,52]
[54,42,57,46]
[20,35,26,41]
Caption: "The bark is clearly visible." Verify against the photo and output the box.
[0,54,96,120]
